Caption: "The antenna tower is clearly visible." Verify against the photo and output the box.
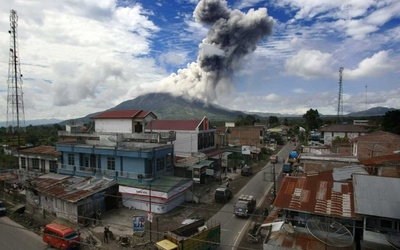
[337,67,344,124]
[7,9,26,147]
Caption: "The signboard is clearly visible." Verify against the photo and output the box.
[147,211,153,223]
[133,215,146,232]
[242,146,251,155]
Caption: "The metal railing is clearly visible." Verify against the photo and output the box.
[58,164,155,181]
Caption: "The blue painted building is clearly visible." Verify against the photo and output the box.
[55,110,193,214]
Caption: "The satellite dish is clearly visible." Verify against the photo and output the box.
[306,217,353,247]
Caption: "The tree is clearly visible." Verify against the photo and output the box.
[302,109,322,131]
[268,116,279,127]
[382,110,400,135]
[235,115,259,126]
[283,118,289,126]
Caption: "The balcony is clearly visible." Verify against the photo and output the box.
[58,164,155,182]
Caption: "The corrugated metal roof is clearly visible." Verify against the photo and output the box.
[29,173,116,203]
[332,165,369,181]
[145,119,202,131]
[91,110,154,119]
[353,174,400,219]
[320,124,367,133]
[274,170,356,219]
[18,145,61,157]
[266,230,354,249]
[351,131,400,142]
[358,154,400,165]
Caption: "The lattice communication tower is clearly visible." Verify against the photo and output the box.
[337,67,344,124]
[7,9,26,146]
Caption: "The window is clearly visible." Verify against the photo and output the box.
[198,132,215,150]
[84,156,89,168]
[21,157,26,169]
[32,159,39,170]
[41,159,46,171]
[49,160,57,173]
[107,157,115,170]
[166,154,172,169]
[156,158,165,171]
[68,154,75,166]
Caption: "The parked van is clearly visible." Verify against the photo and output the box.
[43,223,81,249]
[214,187,233,203]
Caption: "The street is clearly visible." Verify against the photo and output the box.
[210,142,297,249]
[0,216,47,250]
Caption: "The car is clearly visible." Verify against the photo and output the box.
[0,201,7,216]
[269,155,278,163]
[214,187,233,203]
[241,165,253,176]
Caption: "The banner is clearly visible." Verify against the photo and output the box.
[133,215,146,232]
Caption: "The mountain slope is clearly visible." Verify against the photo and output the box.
[347,107,397,117]
[111,92,246,120]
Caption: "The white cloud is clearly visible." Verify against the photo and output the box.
[345,51,395,80]
[284,50,334,78]
[0,1,166,120]
[159,51,189,66]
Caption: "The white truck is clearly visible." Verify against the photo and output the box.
[234,194,256,217]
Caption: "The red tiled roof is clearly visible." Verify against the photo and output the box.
[18,146,61,157]
[351,130,400,142]
[145,120,202,131]
[320,124,367,133]
[91,110,154,119]
[358,154,400,165]
[274,170,356,219]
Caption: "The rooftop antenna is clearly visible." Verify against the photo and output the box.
[337,67,344,124]
[7,9,26,147]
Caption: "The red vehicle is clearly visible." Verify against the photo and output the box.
[43,223,81,249]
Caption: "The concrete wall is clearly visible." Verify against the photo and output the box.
[227,126,263,146]
[95,119,133,133]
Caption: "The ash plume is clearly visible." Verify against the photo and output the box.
[159,0,274,103]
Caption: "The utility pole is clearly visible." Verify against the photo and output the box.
[149,184,152,242]
[272,163,276,200]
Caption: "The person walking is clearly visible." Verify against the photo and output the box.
[226,179,230,188]
[103,227,109,243]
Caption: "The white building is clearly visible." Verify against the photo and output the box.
[145,116,216,157]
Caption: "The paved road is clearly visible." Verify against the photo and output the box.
[0,216,47,250]
[210,142,297,250]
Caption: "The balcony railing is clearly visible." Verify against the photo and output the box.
[58,164,155,181]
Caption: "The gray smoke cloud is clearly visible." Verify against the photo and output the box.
[159,0,274,103]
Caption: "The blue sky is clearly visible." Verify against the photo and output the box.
[0,0,399,121]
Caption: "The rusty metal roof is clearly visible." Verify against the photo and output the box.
[29,173,116,203]
[358,154,400,166]
[18,145,61,157]
[274,170,356,219]
[351,131,400,142]
[320,124,367,133]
